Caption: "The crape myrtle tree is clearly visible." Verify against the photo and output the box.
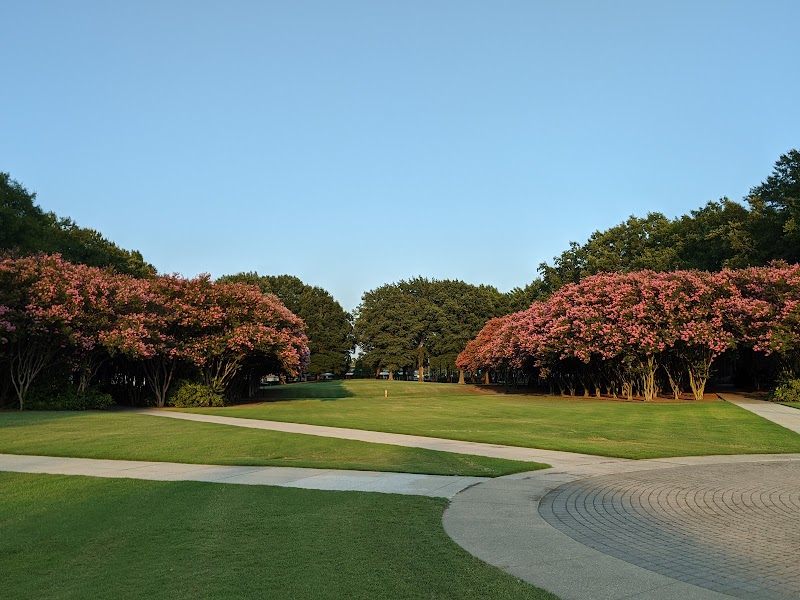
[0,255,309,409]
[0,254,76,409]
[219,273,352,378]
[458,266,798,401]
[354,277,507,382]
[716,263,800,384]
[100,274,309,407]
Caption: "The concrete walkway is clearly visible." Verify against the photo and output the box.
[0,453,485,498]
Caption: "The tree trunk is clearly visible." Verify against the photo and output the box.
[388,370,394,381]
[640,356,658,401]
[9,339,56,411]
[663,362,682,401]
[685,349,713,401]
[458,369,465,385]
[483,370,490,385]
[142,357,177,408]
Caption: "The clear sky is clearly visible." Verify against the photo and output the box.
[2,1,799,311]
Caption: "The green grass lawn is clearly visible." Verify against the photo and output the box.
[0,472,555,600]
[179,380,800,459]
[0,411,542,476]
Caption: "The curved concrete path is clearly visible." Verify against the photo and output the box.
[0,453,486,498]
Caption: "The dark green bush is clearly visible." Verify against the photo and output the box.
[769,377,800,402]
[27,385,115,410]
[169,381,225,408]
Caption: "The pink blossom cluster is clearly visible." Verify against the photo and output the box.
[457,265,800,398]
[0,254,309,401]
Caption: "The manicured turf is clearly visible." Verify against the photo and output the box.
[0,411,543,476]
[0,472,555,600]
[180,380,800,459]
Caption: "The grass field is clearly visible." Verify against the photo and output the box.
[0,472,555,600]
[179,380,800,459]
[0,411,543,476]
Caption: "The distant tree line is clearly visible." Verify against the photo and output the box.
[0,175,351,387]
[354,150,800,394]
[516,150,800,301]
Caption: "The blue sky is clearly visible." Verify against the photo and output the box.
[2,1,799,311]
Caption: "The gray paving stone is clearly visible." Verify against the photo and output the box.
[537,460,800,599]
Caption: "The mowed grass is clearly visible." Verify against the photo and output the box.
[180,380,800,459]
[0,472,555,600]
[0,411,543,476]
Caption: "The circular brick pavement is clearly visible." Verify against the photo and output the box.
[539,460,800,599]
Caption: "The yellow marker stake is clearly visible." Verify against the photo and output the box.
[384,389,388,398]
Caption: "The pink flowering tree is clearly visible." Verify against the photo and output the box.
[0,255,81,409]
[459,268,766,401]
[718,263,800,380]
[21,257,122,393]
[180,277,309,396]
[100,274,185,407]
[100,274,309,406]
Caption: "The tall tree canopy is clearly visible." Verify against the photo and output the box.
[747,149,800,264]
[218,273,353,377]
[354,278,507,380]
[0,173,155,277]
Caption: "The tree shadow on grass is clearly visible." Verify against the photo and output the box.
[246,380,355,404]
[0,410,92,428]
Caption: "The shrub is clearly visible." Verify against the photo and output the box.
[769,377,800,402]
[169,381,225,408]
[27,385,115,410]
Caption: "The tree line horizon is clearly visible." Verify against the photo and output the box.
[1,149,798,404]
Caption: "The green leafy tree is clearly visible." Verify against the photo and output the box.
[672,199,753,270]
[355,278,507,382]
[747,149,800,263]
[354,282,425,379]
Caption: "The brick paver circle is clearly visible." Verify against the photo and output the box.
[539,460,800,599]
